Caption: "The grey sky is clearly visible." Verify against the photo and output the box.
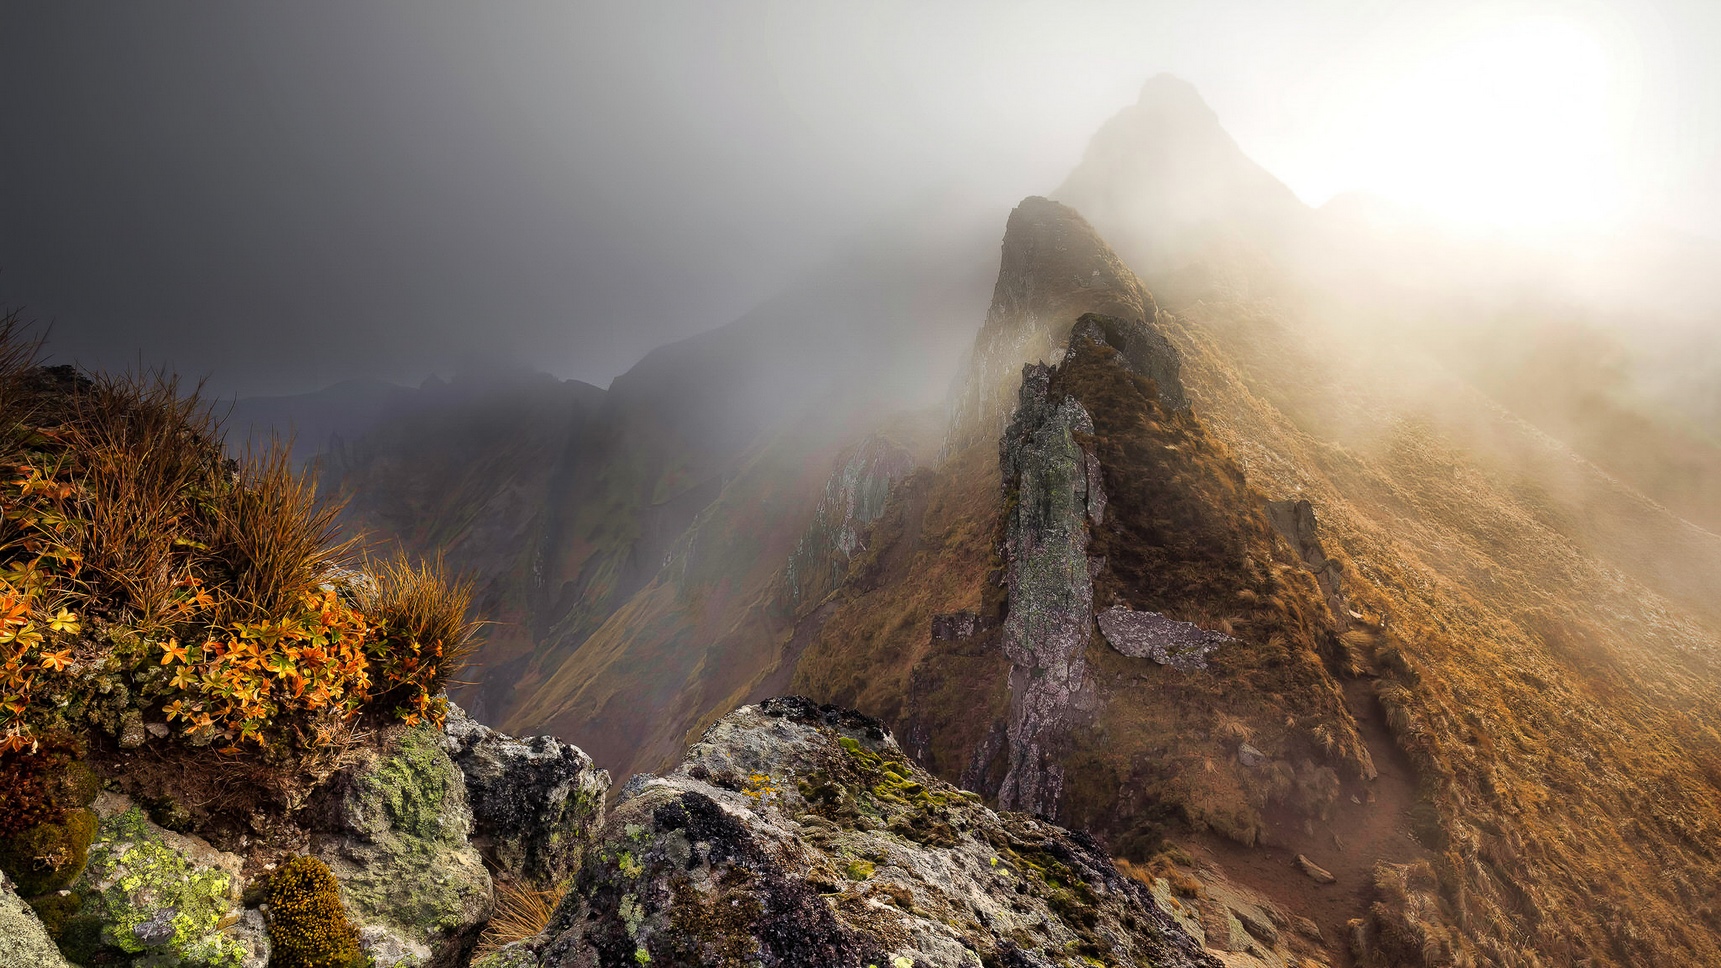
[2,1,1715,396]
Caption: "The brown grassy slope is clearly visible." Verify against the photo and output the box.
[789,440,1014,789]
[1162,294,1721,965]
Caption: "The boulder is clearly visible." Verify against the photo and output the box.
[315,722,494,967]
[442,702,610,884]
[1096,605,1232,672]
[1295,853,1337,885]
[1,871,73,968]
[516,698,1219,968]
[60,792,260,967]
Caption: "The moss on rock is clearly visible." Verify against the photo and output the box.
[317,723,492,962]
[71,805,248,966]
[0,806,96,897]
[267,856,365,968]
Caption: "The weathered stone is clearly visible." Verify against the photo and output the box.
[68,793,255,966]
[1097,605,1232,672]
[117,710,147,749]
[1233,905,1281,945]
[316,723,494,968]
[997,364,1102,816]
[929,610,983,640]
[225,906,270,968]
[471,941,543,968]
[1068,311,1189,412]
[529,698,1219,968]
[1237,742,1268,768]
[1294,915,1324,941]
[442,702,609,884]
[0,871,73,968]
[1295,854,1336,885]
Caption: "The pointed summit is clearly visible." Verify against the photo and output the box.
[1053,74,1307,276]
[946,196,1180,451]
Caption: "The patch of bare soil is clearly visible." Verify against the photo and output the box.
[1184,677,1430,966]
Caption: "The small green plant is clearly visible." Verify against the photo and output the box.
[266,855,365,968]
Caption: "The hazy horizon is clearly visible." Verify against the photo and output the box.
[3,0,1719,398]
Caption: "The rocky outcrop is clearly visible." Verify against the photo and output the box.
[947,197,1157,452]
[1067,311,1188,412]
[1265,498,1349,625]
[57,793,261,967]
[442,703,609,885]
[996,364,1104,816]
[315,723,494,967]
[785,435,918,608]
[1096,606,1232,671]
[1,872,74,968]
[496,698,1219,968]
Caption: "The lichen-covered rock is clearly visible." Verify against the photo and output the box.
[1096,605,1232,671]
[64,793,255,966]
[1,871,73,968]
[523,698,1218,968]
[470,942,541,968]
[996,363,1102,816]
[315,723,493,967]
[442,703,609,884]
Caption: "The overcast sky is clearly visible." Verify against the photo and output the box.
[2,1,1716,397]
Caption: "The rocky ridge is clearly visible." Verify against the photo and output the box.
[482,697,1220,968]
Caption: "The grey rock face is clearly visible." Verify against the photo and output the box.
[1266,498,1349,624]
[1096,605,1233,672]
[997,363,1103,817]
[784,434,917,607]
[315,723,494,968]
[0,872,73,968]
[442,703,610,884]
[519,698,1218,968]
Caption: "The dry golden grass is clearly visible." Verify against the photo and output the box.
[1164,292,1721,965]
[475,880,565,955]
[206,442,353,625]
[360,552,481,708]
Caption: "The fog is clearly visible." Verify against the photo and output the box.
[4,1,1718,399]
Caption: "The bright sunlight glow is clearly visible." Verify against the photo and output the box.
[1344,18,1623,230]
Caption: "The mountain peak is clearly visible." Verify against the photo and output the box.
[944,196,1158,451]
[1134,72,1218,118]
[1053,76,1306,277]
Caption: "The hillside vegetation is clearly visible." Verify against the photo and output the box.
[0,313,475,831]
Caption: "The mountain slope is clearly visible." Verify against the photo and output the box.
[1047,78,1721,965]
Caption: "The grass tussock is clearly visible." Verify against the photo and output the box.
[0,319,473,758]
[360,553,480,719]
[476,880,565,955]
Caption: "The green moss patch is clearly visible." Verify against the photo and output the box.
[73,806,245,966]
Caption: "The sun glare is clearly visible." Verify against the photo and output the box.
[1348,18,1622,230]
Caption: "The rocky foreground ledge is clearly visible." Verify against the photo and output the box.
[479,697,1218,968]
[10,698,1230,968]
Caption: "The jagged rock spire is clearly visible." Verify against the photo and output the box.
[945,196,1158,453]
